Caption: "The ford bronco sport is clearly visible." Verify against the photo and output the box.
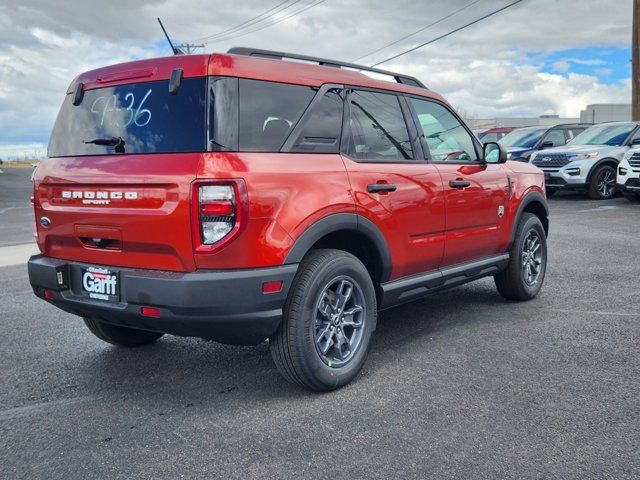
[28,48,549,391]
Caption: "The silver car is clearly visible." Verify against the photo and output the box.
[530,122,640,199]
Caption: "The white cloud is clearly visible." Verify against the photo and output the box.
[552,60,571,73]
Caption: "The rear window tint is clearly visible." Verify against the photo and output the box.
[291,89,344,153]
[346,90,413,161]
[48,78,206,157]
[239,79,315,152]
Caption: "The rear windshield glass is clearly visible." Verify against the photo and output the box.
[48,78,206,157]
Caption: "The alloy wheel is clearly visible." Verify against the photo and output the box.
[597,169,616,198]
[521,229,543,286]
[314,276,366,368]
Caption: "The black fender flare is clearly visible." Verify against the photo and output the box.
[509,190,549,247]
[586,157,619,183]
[284,213,393,282]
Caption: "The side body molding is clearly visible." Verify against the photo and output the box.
[283,213,393,282]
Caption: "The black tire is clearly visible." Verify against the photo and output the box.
[588,164,617,200]
[83,318,164,347]
[269,249,377,391]
[545,188,557,198]
[494,212,547,301]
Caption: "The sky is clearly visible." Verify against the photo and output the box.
[0,0,634,155]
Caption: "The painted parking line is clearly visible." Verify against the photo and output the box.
[0,243,38,268]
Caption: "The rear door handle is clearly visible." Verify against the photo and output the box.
[367,184,397,193]
[449,179,471,188]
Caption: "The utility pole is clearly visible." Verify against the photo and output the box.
[633,0,639,121]
[174,42,205,54]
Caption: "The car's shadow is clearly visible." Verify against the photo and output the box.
[81,279,507,402]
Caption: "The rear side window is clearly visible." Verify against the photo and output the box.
[346,90,413,161]
[290,89,344,153]
[239,79,315,152]
[48,78,206,157]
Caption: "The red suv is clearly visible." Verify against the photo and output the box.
[28,48,549,391]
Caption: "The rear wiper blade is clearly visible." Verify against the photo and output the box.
[83,137,124,147]
[83,136,125,153]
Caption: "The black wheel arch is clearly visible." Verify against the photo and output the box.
[586,158,619,183]
[509,190,549,248]
[284,213,392,283]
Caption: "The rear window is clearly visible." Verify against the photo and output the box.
[346,90,413,161]
[48,78,206,157]
[238,79,315,152]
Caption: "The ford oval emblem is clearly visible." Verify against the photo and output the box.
[542,157,552,162]
[40,217,52,228]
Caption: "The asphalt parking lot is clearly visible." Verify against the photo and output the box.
[1,167,639,479]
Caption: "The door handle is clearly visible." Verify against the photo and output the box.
[449,179,471,188]
[367,183,397,193]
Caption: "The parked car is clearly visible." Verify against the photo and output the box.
[476,127,516,144]
[27,48,549,391]
[499,124,591,162]
[617,147,640,201]
[531,121,640,199]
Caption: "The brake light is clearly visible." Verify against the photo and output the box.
[191,180,248,253]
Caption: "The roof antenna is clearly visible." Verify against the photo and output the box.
[157,17,184,55]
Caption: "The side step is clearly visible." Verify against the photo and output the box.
[379,254,509,309]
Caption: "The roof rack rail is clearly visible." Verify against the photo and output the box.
[227,47,427,89]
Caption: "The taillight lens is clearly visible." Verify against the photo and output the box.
[200,185,235,245]
[192,180,247,253]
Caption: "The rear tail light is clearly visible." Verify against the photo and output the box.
[191,180,248,253]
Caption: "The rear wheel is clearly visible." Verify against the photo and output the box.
[495,213,547,301]
[83,318,164,347]
[588,165,617,200]
[269,249,377,391]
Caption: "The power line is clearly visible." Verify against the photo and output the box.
[371,0,523,67]
[189,1,302,44]
[204,0,328,45]
[352,0,484,63]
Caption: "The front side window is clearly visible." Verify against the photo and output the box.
[346,90,413,161]
[48,78,207,157]
[239,79,315,152]
[410,98,478,162]
[542,129,567,147]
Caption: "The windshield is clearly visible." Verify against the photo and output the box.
[48,78,206,157]
[499,128,547,148]
[569,123,636,146]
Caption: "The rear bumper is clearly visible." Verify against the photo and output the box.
[28,255,297,345]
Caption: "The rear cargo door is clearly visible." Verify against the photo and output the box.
[34,68,209,272]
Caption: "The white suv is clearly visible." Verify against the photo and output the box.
[618,148,640,201]
[530,122,640,199]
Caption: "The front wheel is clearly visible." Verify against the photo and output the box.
[588,165,617,200]
[495,212,547,301]
[269,249,377,391]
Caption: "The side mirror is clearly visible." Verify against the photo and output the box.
[539,140,554,149]
[484,142,507,164]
